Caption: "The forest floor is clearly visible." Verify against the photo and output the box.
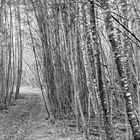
[0,87,98,140]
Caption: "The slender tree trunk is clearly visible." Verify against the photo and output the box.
[101,0,140,139]
[0,0,5,109]
[15,0,23,99]
[89,1,115,139]
[9,0,15,104]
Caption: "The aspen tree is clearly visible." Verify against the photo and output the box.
[101,0,140,139]
[15,0,23,99]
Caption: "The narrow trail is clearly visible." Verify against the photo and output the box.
[0,87,87,140]
[0,87,47,140]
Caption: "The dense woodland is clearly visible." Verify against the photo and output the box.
[1,0,140,139]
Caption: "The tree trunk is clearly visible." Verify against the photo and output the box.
[15,0,23,99]
[101,0,140,139]
[88,1,115,139]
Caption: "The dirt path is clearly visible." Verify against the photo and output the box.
[0,87,88,140]
[0,88,46,140]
